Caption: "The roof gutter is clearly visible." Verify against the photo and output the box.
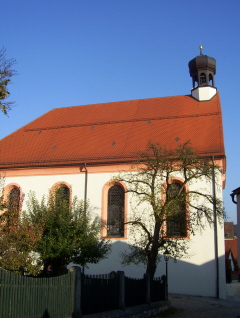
[231,193,237,204]
[230,187,240,205]
[0,155,226,170]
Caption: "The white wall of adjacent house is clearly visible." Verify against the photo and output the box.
[3,166,225,299]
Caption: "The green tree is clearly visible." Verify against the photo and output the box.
[0,216,43,275]
[114,142,224,279]
[0,181,43,275]
[0,47,17,115]
[25,188,110,276]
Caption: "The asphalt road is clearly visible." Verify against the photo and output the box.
[157,294,240,318]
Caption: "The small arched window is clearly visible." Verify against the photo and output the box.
[166,182,187,238]
[193,75,198,87]
[7,186,21,217]
[200,73,206,85]
[55,184,70,208]
[107,185,124,237]
[209,74,213,86]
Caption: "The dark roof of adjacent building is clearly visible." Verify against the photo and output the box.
[0,93,225,169]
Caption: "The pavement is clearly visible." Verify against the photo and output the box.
[227,280,240,301]
[85,281,240,318]
[153,281,240,318]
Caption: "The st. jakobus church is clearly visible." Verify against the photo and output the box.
[0,48,226,298]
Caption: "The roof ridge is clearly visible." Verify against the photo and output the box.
[25,111,221,132]
[53,94,191,110]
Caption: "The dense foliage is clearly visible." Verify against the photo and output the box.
[0,185,110,276]
[0,182,42,275]
[25,189,111,276]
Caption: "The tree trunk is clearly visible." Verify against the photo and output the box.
[42,261,52,276]
[146,221,161,280]
[146,255,158,280]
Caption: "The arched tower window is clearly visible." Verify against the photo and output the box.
[193,75,198,87]
[166,182,187,238]
[209,73,214,86]
[199,73,207,85]
[107,184,124,237]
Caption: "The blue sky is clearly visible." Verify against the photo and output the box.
[1,0,240,223]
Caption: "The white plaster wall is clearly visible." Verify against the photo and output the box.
[192,86,217,101]
[3,168,226,298]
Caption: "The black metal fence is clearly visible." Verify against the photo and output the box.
[76,268,167,316]
[150,276,166,302]
[0,267,166,318]
[81,272,120,315]
[125,275,148,307]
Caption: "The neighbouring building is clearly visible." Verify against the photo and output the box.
[0,48,226,298]
[231,188,240,270]
[224,222,238,280]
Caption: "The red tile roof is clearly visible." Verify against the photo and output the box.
[0,94,225,168]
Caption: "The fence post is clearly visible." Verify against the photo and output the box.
[70,266,82,318]
[117,271,126,310]
[144,273,151,305]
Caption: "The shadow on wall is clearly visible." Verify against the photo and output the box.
[81,240,226,299]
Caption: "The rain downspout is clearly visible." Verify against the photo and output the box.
[82,163,88,274]
[212,156,219,299]
[83,163,88,214]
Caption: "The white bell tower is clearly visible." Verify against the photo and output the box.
[188,46,217,101]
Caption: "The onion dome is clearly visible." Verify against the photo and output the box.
[188,46,217,101]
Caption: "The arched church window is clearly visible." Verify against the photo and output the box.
[166,182,187,238]
[107,184,124,237]
[7,186,21,217]
[55,184,70,208]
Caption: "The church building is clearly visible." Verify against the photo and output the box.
[0,48,226,298]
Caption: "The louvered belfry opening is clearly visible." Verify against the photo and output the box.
[107,185,124,237]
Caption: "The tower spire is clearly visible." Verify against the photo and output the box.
[188,49,217,101]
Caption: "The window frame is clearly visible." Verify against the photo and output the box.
[50,182,72,209]
[101,181,128,239]
[2,183,23,217]
[164,178,190,240]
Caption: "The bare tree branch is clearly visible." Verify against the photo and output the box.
[0,47,17,115]
[113,141,225,279]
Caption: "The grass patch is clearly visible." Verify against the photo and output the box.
[152,306,185,317]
